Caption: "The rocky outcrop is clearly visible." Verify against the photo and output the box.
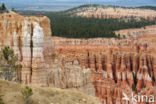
[0,12,95,94]
[0,12,54,86]
[54,35,156,103]
[115,25,156,38]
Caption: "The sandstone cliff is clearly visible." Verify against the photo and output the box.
[115,25,156,38]
[0,12,94,93]
[68,6,156,20]
[0,11,54,86]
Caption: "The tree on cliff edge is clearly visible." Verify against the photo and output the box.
[0,46,21,82]
[0,3,7,13]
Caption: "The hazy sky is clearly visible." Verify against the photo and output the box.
[1,0,155,3]
[1,0,156,11]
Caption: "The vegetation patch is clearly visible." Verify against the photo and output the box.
[0,80,100,104]
[0,46,21,82]
[46,13,156,38]
[21,86,33,104]
[0,3,7,13]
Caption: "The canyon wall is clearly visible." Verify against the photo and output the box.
[70,6,156,20]
[0,12,54,86]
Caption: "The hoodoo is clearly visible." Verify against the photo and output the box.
[54,35,156,103]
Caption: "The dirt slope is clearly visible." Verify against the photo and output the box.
[0,80,100,104]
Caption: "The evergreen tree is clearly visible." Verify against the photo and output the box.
[0,46,21,82]
[0,3,7,13]
[1,3,6,11]
[0,97,4,104]
[11,8,15,12]
[21,86,33,104]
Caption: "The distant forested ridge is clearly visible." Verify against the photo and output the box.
[18,5,156,38]
[45,13,156,38]
[137,6,156,10]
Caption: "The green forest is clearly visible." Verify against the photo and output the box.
[45,13,156,38]
[17,4,156,39]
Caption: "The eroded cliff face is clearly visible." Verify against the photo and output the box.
[0,12,54,86]
[0,12,95,94]
[69,6,156,20]
[115,25,156,38]
[54,35,156,103]
[0,12,93,92]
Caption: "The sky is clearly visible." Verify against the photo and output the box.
[0,0,156,11]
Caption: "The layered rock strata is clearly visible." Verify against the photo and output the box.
[70,6,156,20]
[0,12,54,86]
[0,12,94,93]
[115,25,156,38]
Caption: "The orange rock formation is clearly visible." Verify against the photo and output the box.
[54,34,156,103]
[0,12,54,86]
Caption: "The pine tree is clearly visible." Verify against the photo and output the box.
[0,3,7,13]
[21,86,33,104]
[0,96,4,104]
[11,8,15,11]
[1,3,6,11]
[0,46,21,82]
